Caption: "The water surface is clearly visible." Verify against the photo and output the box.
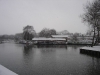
[0,43,100,75]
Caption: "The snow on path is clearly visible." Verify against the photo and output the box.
[0,65,18,75]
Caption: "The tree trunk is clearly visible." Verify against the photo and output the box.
[92,26,95,46]
[97,30,99,44]
[98,30,100,43]
[95,27,100,45]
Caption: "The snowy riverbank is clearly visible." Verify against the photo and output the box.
[81,46,100,51]
[0,65,18,75]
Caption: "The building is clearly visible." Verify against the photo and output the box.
[32,37,66,44]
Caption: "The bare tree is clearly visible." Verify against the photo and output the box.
[39,28,56,37]
[15,33,23,41]
[23,25,36,40]
[57,30,69,35]
[72,33,78,43]
[81,0,100,46]
[49,29,56,35]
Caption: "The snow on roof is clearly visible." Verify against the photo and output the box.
[0,65,18,75]
[51,35,69,38]
[32,38,66,41]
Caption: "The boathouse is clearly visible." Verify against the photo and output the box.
[32,37,66,44]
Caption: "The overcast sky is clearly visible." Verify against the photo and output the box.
[0,0,93,35]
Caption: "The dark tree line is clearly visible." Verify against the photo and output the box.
[0,25,89,42]
[0,35,15,41]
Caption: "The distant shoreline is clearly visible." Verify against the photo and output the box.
[33,43,92,46]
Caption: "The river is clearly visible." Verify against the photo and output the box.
[0,43,100,75]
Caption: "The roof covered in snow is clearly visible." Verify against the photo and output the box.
[81,46,100,51]
[32,38,66,41]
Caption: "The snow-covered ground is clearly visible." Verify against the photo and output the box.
[81,46,100,51]
[0,65,18,75]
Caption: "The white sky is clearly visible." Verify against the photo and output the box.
[0,0,93,35]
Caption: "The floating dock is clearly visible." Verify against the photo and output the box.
[0,65,18,75]
[80,46,100,57]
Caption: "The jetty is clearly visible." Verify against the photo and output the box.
[0,65,18,75]
[80,46,100,57]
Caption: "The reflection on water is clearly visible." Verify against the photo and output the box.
[23,45,33,57]
[0,43,100,75]
[36,45,67,48]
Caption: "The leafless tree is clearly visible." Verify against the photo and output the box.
[39,28,56,37]
[23,25,36,40]
[81,0,100,46]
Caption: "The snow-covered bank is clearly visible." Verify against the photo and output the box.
[81,46,100,51]
[0,65,18,75]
